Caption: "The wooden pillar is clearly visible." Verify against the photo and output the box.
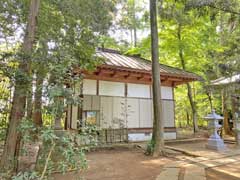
[54,96,64,130]
[231,95,240,146]
[222,89,231,135]
[78,81,83,128]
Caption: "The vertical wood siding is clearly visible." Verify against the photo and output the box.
[67,79,175,130]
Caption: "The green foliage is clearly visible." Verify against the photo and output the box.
[123,0,234,128]
[13,120,98,179]
[145,140,155,155]
[124,0,220,127]
[98,35,130,52]
[17,118,37,143]
[78,124,100,146]
[12,171,39,180]
[1,1,240,178]
[40,127,58,143]
[1,0,116,88]
[12,93,100,179]
[118,0,147,30]
[112,0,149,47]
[0,77,11,140]
[0,0,117,177]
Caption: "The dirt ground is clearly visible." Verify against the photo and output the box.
[176,127,209,139]
[53,140,240,180]
[53,148,173,180]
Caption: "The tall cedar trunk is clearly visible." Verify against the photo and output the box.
[130,30,133,46]
[33,70,44,127]
[222,89,231,135]
[133,0,137,47]
[0,0,40,172]
[150,0,164,157]
[177,24,199,132]
[133,27,137,47]
[26,74,33,119]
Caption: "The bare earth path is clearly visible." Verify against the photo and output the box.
[53,148,173,180]
[53,141,240,180]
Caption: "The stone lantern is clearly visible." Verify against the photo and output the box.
[204,110,226,151]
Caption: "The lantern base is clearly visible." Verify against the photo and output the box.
[206,133,226,151]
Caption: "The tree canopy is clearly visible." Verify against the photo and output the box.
[1,0,240,178]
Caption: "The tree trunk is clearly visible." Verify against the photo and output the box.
[0,0,40,172]
[150,0,164,157]
[130,29,133,46]
[26,74,33,119]
[206,91,213,111]
[187,83,198,132]
[33,70,44,127]
[186,110,190,126]
[177,24,199,132]
[133,27,137,47]
[133,0,137,47]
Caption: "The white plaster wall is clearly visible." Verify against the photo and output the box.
[99,81,125,97]
[164,132,177,139]
[128,132,176,141]
[128,133,152,141]
[83,79,97,95]
[161,86,173,99]
[127,83,150,98]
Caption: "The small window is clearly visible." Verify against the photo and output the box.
[85,111,97,125]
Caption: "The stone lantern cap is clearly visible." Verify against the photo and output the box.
[204,110,223,120]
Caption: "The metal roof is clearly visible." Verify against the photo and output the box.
[96,49,200,80]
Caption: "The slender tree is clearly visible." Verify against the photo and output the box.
[132,0,137,47]
[0,0,40,172]
[177,24,198,132]
[117,0,147,47]
[26,74,33,120]
[0,0,116,175]
[33,69,44,127]
[150,0,164,156]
